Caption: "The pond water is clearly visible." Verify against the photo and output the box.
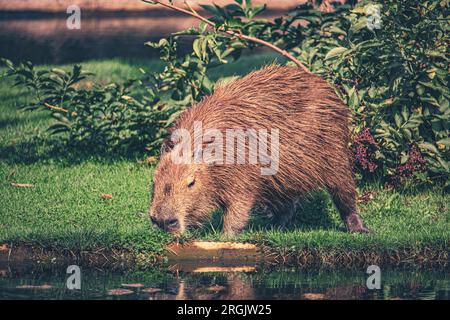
[1,263,449,300]
[0,12,200,64]
[0,11,276,64]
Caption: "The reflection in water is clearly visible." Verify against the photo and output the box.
[0,12,279,64]
[0,264,449,300]
[0,13,201,64]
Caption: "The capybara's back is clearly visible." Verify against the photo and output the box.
[149,65,369,235]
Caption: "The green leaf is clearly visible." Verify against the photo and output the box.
[325,47,347,60]
[193,38,203,60]
[328,26,347,36]
[419,143,439,154]
[437,138,450,148]
[394,113,403,128]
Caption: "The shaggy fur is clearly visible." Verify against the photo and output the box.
[149,65,369,235]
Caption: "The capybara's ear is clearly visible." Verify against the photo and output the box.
[160,126,177,154]
[160,136,174,154]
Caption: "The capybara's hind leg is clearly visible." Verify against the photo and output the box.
[273,199,299,228]
[329,187,370,233]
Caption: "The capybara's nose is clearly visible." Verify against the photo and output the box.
[150,216,179,233]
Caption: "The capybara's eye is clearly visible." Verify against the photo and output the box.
[167,219,178,227]
[187,178,195,189]
[164,184,171,195]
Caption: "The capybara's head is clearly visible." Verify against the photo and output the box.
[149,152,217,234]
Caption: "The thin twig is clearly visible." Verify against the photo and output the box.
[8,242,13,263]
[10,183,34,188]
[142,0,311,73]
[44,102,69,113]
[183,0,200,17]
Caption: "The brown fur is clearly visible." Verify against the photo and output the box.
[149,65,369,235]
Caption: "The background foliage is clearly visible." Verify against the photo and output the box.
[1,0,448,186]
[289,0,449,186]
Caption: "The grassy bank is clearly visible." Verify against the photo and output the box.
[0,56,449,267]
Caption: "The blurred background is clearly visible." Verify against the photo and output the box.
[0,0,312,64]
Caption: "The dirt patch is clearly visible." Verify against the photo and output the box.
[191,241,256,250]
[166,241,260,262]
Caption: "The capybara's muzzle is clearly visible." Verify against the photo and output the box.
[150,216,180,233]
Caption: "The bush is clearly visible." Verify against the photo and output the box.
[287,0,449,185]
[0,60,175,155]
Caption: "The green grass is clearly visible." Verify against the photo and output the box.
[0,55,449,264]
[195,187,449,257]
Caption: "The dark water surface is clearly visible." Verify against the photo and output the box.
[0,11,277,64]
[0,11,206,64]
[1,263,449,300]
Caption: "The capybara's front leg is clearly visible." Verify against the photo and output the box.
[222,201,254,236]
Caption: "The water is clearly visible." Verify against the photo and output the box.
[0,11,278,64]
[1,263,449,300]
[0,12,200,64]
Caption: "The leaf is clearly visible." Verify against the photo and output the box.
[436,137,450,147]
[325,47,347,60]
[107,289,133,296]
[394,113,403,128]
[400,153,409,164]
[142,288,162,293]
[349,17,368,33]
[401,128,412,140]
[328,26,347,36]
[419,143,438,154]
[347,87,359,108]
[51,68,68,78]
[198,21,208,33]
[437,158,449,172]
[231,40,247,49]
[193,38,203,60]
[350,7,366,14]
[1,58,14,69]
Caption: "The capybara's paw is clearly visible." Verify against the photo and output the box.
[346,214,371,234]
[350,225,371,234]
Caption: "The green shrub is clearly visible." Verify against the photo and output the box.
[0,60,175,155]
[287,0,449,184]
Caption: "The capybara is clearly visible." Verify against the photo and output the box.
[149,65,369,235]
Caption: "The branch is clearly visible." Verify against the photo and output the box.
[142,0,311,74]
[44,102,69,113]
[44,103,77,116]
